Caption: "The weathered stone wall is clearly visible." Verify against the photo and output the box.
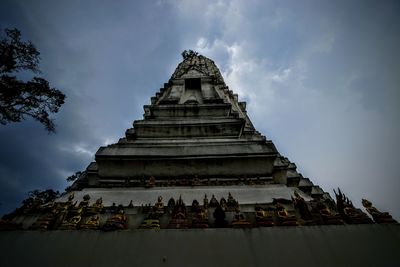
[1,225,398,267]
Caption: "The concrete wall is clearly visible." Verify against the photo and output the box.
[97,156,275,178]
[0,225,399,267]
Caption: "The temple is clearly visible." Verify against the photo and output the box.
[0,51,398,267]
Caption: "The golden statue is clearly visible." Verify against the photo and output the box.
[154,196,164,215]
[276,203,298,226]
[167,195,188,229]
[139,219,160,229]
[203,194,209,209]
[81,215,100,230]
[103,208,128,231]
[66,193,75,205]
[192,207,209,228]
[316,203,344,225]
[292,192,313,223]
[232,210,251,228]
[86,197,104,215]
[79,194,91,207]
[146,176,156,188]
[255,206,275,227]
[226,192,239,211]
[59,215,82,230]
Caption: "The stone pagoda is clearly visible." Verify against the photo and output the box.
[1,50,398,267]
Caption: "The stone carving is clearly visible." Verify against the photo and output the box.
[86,197,104,215]
[334,189,372,224]
[154,196,165,215]
[209,195,219,208]
[102,206,128,231]
[168,196,189,229]
[139,207,161,229]
[181,50,199,59]
[167,197,175,214]
[275,203,298,226]
[255,206,275,227]
[146,176,156,188]
[203,194,209,209]
[226,192,239,211]
[292,192,313,224]
[59,215,82,230]
[191,199,200,212]
[313,201,344,225]
[220,197,227,211]
[362,199,397,224]
[139,217,161,230]
[192,207,209,228]
[232,210,251,228]
[80,215,100,230]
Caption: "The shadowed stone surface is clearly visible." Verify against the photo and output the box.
[0,225,399,267]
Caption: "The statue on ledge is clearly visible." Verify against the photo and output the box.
[139,218,161,229]
[191,199,200,212]
[292,192,314,224]
[167,197,175,214]
[154,196,165,215]
[220,197,227,211]
[203,194,209,209]
[362,199,397,224]
[59,215,82,230]
[192,207,209,228]
[334,189,372,224]
[139,209,161,229]
[80,215,100,230]
[232,210,252,228]
[314,202,344,225]
[226,192,239,211]
[255,206,275,227]
[213,204,227,228]
[167,196,189,229]
[102,206,128,231]
[191,176,201,186]
[276,203,298,226]
[146,176,156,188]
[86,197,104,215]
[209,195,219,208]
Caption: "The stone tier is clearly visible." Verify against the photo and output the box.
[94,138,277,180]
[129,117,245,139]
[143,103,234,119]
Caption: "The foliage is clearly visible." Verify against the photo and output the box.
[181,49,199,59]
[22,189,60,208]
[2,189,60,220]
[0,28,65,133]
[66,170,85,182]
[65,170,86,191]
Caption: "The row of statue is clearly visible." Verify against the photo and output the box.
[144,176,269,188]
[1,189,397,231]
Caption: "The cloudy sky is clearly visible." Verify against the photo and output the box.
[1,0,399,219]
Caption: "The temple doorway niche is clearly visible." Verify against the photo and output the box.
[181,78,203,104]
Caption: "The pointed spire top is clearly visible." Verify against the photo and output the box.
[170,50,225,84]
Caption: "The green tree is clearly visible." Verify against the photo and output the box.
[0,28,65,133]
[2,189,60,220]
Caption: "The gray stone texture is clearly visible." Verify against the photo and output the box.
[1,225,399,267]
